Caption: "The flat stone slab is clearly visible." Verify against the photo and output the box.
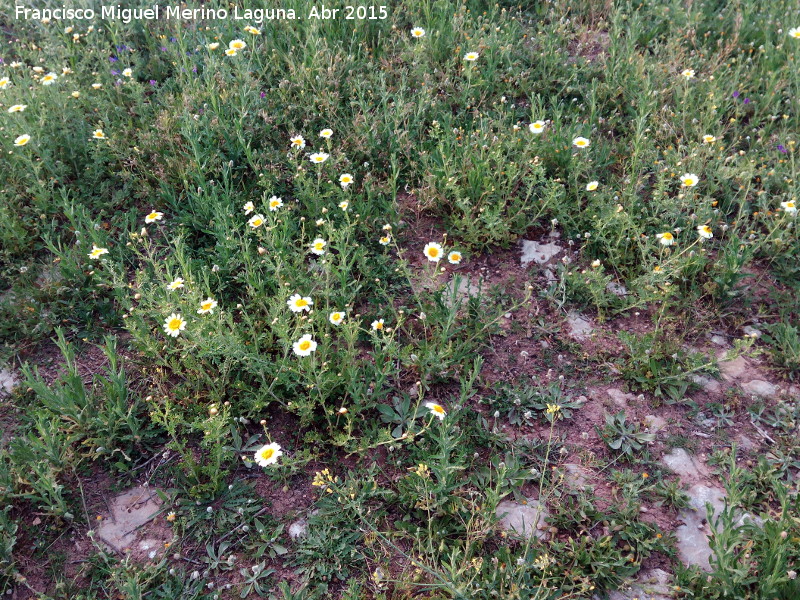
[607,568,673,600]
[606,388,637,408]
[521,240,562,266]
[718,354,749,381]
[566,311,594,341]
[444,276,482,308]
[741,380,778,398]
[496,499,549,540]
[661,448,709,482]
[675,483,726,571]
[0,368,17,397]
[644,415,668,432]
[96,487,165,553]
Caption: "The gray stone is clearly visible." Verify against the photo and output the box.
[645,415,668,432]
[288,518,309,540]
[444,276,482,308]
[566,311,594,341]
[719,355,749,381]
[0,368,17,397]
[606,388,636,408]
[606,281,628,297]
[741,380,778,398]
[563,463,592,489]
[675,483,727,571]
[743,326,762,338]
[691,374,722,394]
[608,568,673,600]
[661,448,709,482]
[495,499,549,540]
[521,240,562,267]
[736,434,757,452]
[710,334,728,347]
[96,487,165,553]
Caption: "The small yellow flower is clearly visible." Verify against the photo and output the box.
[411,27,426,38]
[447,251,462,264]
[243,201,254,214]
[7,104,26,113]
[163,313,186,337]
[0,77,10,89]
[41,72,58,85]
[529,120,546,134]
[379,235,391,245]
[656,232,675,246]
[167,278,185,290]
[329,311,345,325]
[244,26,261,35]
[197,298,218,315]
[225,48,238,57]
[309,152,329,164]
[680,173,699,187]
[339,200,349,210]
[572,136,590,148]
[229,39,247,50]
[290,135,305,149]
[463,52,479,61]
[423,242,443,262]
[425,402,446,420]
[310,238,327,255]
[92,128,107,140]
[319,128,333,139]
[702,134,716,144]
[339,173,354,188]
[292,334,317,356]
[371,318,385,331]
[781,201,797,215]
[681,68,695,79]
[92,83,102,89]
[208,42,220,50]
[789,28,800,39]
[144,210,163,223]
[71,91,80,98]
[88,245,109,259]
[287,294,313,313]
[248,214,265,228]
[697,225,713,239]
[166,511,176,522]
[254,442,282,466]
[268,196,283,211]
[122,68,133,78]
[13,134,31,146]
[585,181,599,191]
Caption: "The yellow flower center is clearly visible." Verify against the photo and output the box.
[662,233,673,240]
[169,318,182,330]
[299,340,311,351]
[432,405,444,414]
[428,248,439,257]
[296,299,308,307]
[332,313,341,321]
[260,448,274,460]
[252,218,262,226]
[451,253,461,261]
[202,302,212,310]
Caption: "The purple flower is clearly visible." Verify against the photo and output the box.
[109,56,118,63]
[732,91,740,98]
[743,98,751,104]
[778,144,788,154]
[260,91,266,98]
[192,66,197,73]
[111,69,120,76]
[115,45,128,52]
[149,79,157,86]
[160,46,167,52]
[169,37,177,42]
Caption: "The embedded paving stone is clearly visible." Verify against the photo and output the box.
[96,487,165,553]
[741,379,778,398]
[675,483,726,571]
[691,374,722,394]
[563,463,592,489]
[644,415,668,433]
[606,568,673,600]
[288,518,309,540]
[606,388,636,408]
[495,499,550,540]
[444,276,482,308]
[566,311,594,341]
[0,368,17,397]
[520,239,562,266]
[661,448,709,482]
[718,354,749,381]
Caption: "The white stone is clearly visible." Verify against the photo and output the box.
[0,368,17,396]
[661,448,709,482]
[741,380,778,398]
[566,311,594,341]
[521,240,562,266]
[96,487,166,553]
[495,499,549,540]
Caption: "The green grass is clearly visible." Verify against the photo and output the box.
[1,0,799,598]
